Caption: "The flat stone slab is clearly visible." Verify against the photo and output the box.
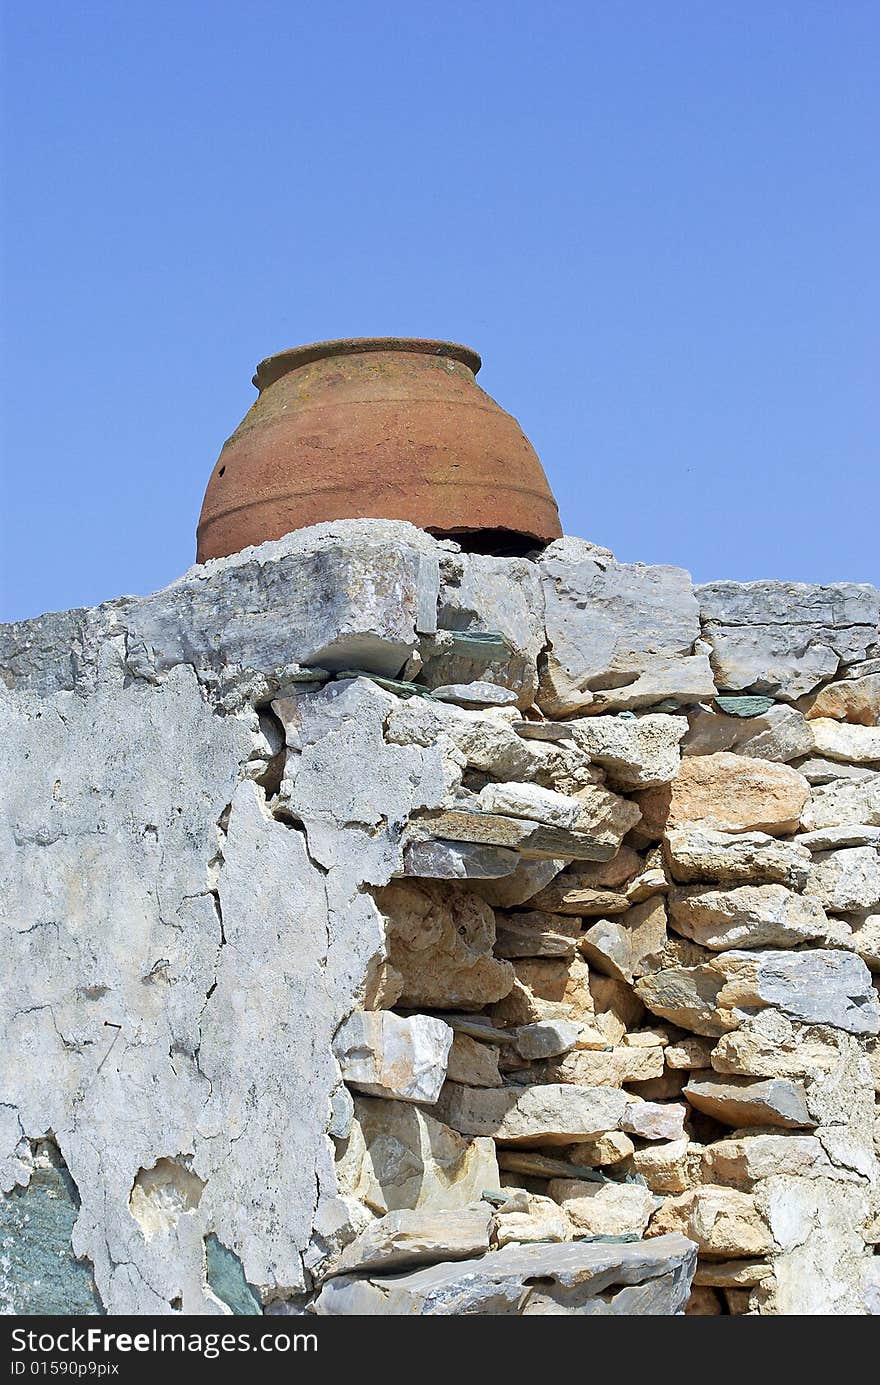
[313,1233,698,1315]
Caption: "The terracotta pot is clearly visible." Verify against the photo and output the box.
[196,338,562,562]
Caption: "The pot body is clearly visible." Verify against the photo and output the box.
[196,338,562,562]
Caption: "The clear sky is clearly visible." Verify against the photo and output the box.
[1,2,878,623]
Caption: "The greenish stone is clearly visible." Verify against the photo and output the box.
[333,670,433,698]
[205,1234,263,1315]
[0,1143,104,1315]
[443,630,513,657]
[714,695,776,717]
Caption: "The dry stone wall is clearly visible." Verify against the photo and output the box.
[1,520,878,1316]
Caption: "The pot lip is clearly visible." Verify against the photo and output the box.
[252,338,482,391]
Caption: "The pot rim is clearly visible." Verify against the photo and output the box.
[252,338,482,391]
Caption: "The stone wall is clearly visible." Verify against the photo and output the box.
[1,519,878,1315]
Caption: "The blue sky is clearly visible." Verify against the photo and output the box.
[1,2,878,622]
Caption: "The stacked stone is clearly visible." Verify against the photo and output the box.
[1,521,878,1315]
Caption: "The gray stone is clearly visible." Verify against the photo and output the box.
[0,522,444,697]
[567,714,687,789]
[801,773,880,829]
[536,540,712,717]
[433,1082,629,1146]
[417,552,546,707]
[313,1234,698,1315]
[663,827,811,888]
[331,1206,492,1277]
[805,846,880,913]
[332,1011,453,1103]
[410,808,616,861]
[683,704,814,763]
[205,1236,263,1315]
[493,911,581,958]
[0,1143,104,1315]
[684,1075,813,1129]
[712,949,880,1035]
[335,1097,500,1214]
[796,825,880,851]
[514,1020,584,1061]
[401,839,520,880]
[669,884,830,950]
[579,918,634,982]
[714,696,776,717]
[635,964,731,1038]
[795,757,877,785]
[471,858,568,909]
[430,682,519,707]
[697,580,880,700]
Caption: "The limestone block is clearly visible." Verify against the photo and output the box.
[490,1191,571,1247]
[804,672,880,726]
[669,884,830,950]
[567,714,687,789]
[335,1097,500,1214]
[702,1134,846,1189]
[684,1075,812,1129]
[683,703,813,763]
[808,719,880,765]
[417,551,546,708]
[477,781,585,829]
[490,956,594,1027]
[805,846,880,913]
[332,1011,453,1104]
[313,1234,698,1315]
[514,1020,584,1061]
[493,911,581,959]
[801,773,880,830]
[634,753,810,838]
[711,949,880,1035]
[431,682,519,707]
[542,1047,665,1087]
[433,1082,629,1146]
[547,1179,655,1237]
[446,1034,502,1088]
[647,1187,773,1258]
[332,1206,492,1277]
[664,827,811,888]
[697,580,880,700]
[630,1137,695,1194]
[375,879,514,1010]
[622,1101,687,1141]
[536,540,711,717]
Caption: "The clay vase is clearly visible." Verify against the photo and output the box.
[196,338,562,562]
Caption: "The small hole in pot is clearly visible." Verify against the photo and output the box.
[218,465,226,477]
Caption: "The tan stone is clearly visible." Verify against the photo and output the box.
[548,1178,655,1237]
[693,1259,773,1288]
[804,673,880,726]
[701,1133,839,1189]
[663,826,811,887]
[808,718,880,765]
[564,1131,635,1167]
[333,1206,492,1277]
[490,955,594,1026]
[647,1187,773,1258]
[493,910,581,958]
[630,1136,694,1194]
[375,880,514,1009]
[589,972,646,1032]
[446,1032,502,1088]
[669,883,830,951]
[623,896,669,976]
[542,1046,665,1087]
[336,1097,500,1214]
[433,1081,629,1147]
[686,1286,724,1314]
[491,1191,571,1247]
[665,1036,714,1070]
[634,753,810,838]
